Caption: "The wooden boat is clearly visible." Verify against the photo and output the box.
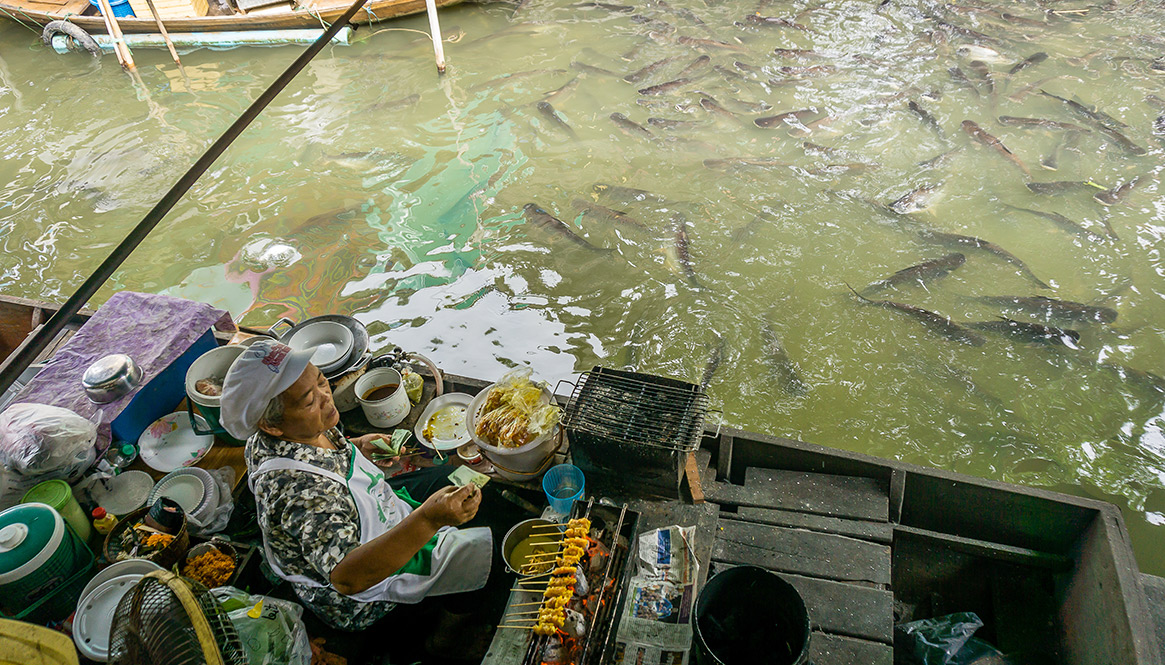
[1,292,1163,664]
[0,0,460,35]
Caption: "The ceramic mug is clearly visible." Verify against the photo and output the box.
[356,368,411,428]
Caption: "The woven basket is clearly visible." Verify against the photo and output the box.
[104,506,190,569]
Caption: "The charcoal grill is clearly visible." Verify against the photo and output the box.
[514,499,640,665]
[562,367,708,497]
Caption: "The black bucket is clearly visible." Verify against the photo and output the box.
[693,566,811,665]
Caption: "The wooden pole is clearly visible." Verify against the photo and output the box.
[95,0,135,71]
[422,0,446,74]
[143,0,183,66]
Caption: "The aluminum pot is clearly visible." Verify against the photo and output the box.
[82,354,142,404]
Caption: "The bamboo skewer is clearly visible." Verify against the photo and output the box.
[497,625,537,630]
[143,0,182,66]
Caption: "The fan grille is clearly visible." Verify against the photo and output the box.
[109,573,247,665]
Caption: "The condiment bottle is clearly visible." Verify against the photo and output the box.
[92,507,118,535]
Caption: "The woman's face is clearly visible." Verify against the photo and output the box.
[263,364,340,442]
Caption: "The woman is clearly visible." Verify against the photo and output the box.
[220,340,514,658]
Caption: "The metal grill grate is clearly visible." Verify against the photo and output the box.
[562,367,707,453]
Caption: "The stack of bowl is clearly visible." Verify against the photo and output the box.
[145,468,220,527]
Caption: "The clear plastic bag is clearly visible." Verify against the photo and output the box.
[474,369,560,448]
[895,612,1005,665]
[0,402,98,477]
[211,587,311,665]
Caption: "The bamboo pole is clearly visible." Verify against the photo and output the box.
[143,0,182,66]
[95,0,135,71]
[422,0,446,74]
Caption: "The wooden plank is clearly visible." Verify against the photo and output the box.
[895,525,1073,572]
[1140,574,1165,664]
[742,467,889,522]
[780,572,893,643]
[889,468,906,523]
[731,507,893,544]
[685,453,704,504]
[712,519,890,585]
[715,432,732,481]
[808,632,893,665]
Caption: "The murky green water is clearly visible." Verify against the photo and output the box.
[3,0,1165,572]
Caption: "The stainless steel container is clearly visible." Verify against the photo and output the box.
[82,354,143,404]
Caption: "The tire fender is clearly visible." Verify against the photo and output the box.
[42,20,102,57]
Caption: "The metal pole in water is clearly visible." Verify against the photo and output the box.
[0,0,373,394]
[424,0,446,74]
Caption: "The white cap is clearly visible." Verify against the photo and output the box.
[220,339,314,440]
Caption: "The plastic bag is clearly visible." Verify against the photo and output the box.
[474,369,560,448]
[0,403,98,477]
[187,467,236,537]
[211,587,311,665]
[895,612,1004,665]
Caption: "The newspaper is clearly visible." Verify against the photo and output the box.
[612,525,698,665]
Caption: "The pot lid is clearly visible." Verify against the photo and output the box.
[0,504,63,580]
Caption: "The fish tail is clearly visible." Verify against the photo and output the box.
[844,282,873,303]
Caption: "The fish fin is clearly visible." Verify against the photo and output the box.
[843,282,873,303]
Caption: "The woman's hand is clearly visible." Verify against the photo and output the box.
[418,484,480,528]
[351,433,399,469]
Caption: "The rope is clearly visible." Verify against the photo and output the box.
[0,0,375,393]
[0,6,42,34]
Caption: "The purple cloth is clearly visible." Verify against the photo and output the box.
[14,292,234,448]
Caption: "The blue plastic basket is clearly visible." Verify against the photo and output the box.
[88,0,135,17]
[542,464,585,515]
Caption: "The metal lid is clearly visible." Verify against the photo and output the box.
[0,504,63,582]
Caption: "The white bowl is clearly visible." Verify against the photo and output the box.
[287,321,353,371]
[148,468,219,521]
[77,559,163,608]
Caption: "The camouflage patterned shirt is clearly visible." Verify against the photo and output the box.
[245,429,394,631]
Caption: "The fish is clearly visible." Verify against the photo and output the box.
[368,93,420,112]
[700,96,737,119]
[572,199,649,232]
[701,337,725,389]
[889,184,942,214]
[1154,114,1165,136]
[802,142,844,158]
[571,1,634,10]
[1094,178,1141,207]
[966,60,995,95]
[966,317,1080,345]
[916,229,1049,289]
[624,55,684,84]
[638,78,693,95]
[962,120,1030,177]
[543,77,580,104]
[745,14,810,30]
[957,44,1005,63]
[860,253,966,295]
[677,35,750,53]
[997,116,1091,132]
[754,109,818,129]
[571,61,620,76]
[773,48,822,59]
[1039,91,1143,154]
[676,55,712,79]
[760,322,808,395]
[703,158,790,170]
[975,295,1117,323]
[522,204,609,251]
[1008,75,1070,102]
[535,101,575,136]
[948,67,980,96]
[469,68,568,92]
[609,113,653,138]
[1039,90,1128,129]
[648,117,701,130]
[908,100,944,136]
[774,65,836,78]
[917,148,961,169]
[1007,52,1048,75]
[1002,204,1111,243]
[672,215,700,287]
[592,183,664,203]
[1039,130,1081,172]
[1099,363,1165,395]
[846,284,986,346]
[1025,181,1105,195]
